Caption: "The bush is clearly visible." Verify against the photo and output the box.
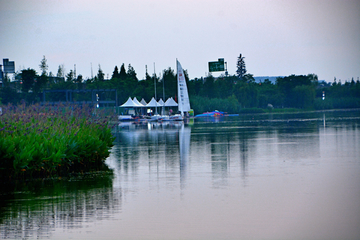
[331,97,360,109]
[0,103,116,181]
[314,98,333,110]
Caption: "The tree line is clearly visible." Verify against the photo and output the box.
[1,56,360,114]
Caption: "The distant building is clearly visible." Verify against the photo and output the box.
[0,64,3,81]
[254,76,282,84]
[1,58,15,84]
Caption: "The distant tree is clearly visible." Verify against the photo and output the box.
[258,78,284,108]
[127,64,138,81]
[75,75,83,90]
[57,64,65,78]
[263,79,272,85]
[123,64,138,96]
[243,73,255,83]
[233,81,259,108]
[66,70,74,82]
[202,74,215,98]
[236,54,246,79]
[215,75,236,98]
[1,74,10,87]
[96,65,105,81]
[132,71,153,101]
[350,78,355,87]
[0,85,20,104]
[188,77,204,96]
[39,55,48,76]
[75,74,83,84]
[307,73,318,85]
[161,67,177,99]
[111,66,119,79]
[34,74,48,94]
[276,75,313,107]
[119,64,127,80]
[293,85,315,109]
[21,68,37,93]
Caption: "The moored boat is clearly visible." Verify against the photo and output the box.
[195,110,224,118]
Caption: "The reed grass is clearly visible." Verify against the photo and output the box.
[0,103,116,180]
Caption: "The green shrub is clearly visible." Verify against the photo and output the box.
[0,103,116,181]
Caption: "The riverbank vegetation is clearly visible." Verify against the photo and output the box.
[0,103,115,181]
[1,56,359,115]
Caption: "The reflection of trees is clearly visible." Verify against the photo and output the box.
[191,123,259,186]
[211,143,229,187]
[113,123,184,177]
[276,122,320,161]
[238,131,249,176]
[193,125,234,186]
[0,174,120,239]
[113,116,325,189]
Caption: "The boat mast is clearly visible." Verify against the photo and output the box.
[154,62,158,115]
[162,71,165,116]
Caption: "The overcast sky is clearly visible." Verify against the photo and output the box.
[1,0,359,82]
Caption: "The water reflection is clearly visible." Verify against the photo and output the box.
[1,110,359,240]
[179,124,191,189]
[110,121,192,190]
[0,173,119,239]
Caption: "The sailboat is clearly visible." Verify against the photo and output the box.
[170,59,191,120]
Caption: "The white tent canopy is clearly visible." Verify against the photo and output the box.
[146,97,162,107]
[140,98,147,105]
[165,97,178,107]
[133,97,144,107]
[120,97,137,107]
[120,97,139,107]
[120,97,178,113]
[157,98,165,106]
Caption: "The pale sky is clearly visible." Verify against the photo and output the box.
[1,0,359,82]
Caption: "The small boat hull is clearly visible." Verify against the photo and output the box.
[195,111,224,118]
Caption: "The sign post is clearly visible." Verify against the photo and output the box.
[208,58,226,72]
[209,58,228,76]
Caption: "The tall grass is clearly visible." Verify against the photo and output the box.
[0,103,116,181]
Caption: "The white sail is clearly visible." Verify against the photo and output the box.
[177,59,191,116]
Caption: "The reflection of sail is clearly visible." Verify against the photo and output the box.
[179,124,191,189]
[114,121,191,189]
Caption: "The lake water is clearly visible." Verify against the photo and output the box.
[1,110,360,240]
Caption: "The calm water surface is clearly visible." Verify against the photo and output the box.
[1,110,360,240]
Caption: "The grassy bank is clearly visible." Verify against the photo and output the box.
[0,103,116,181]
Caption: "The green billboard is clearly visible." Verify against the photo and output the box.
[208,58,225,72]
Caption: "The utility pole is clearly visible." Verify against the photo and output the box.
[91,63,93,79]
